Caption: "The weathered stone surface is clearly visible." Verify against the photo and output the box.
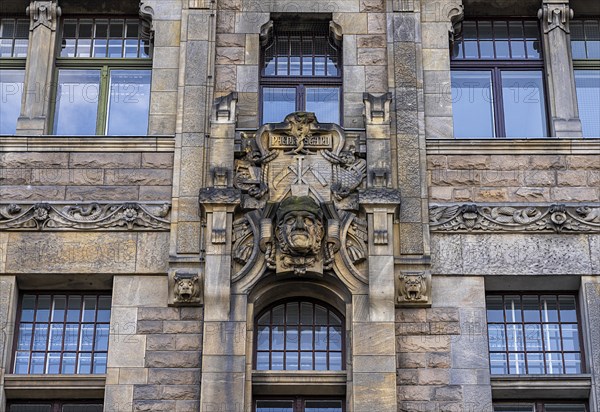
[69,153,141,168]
[148,368,201,385]
[215,46,245,64]
[146,351,201,368]
[397,336,451,352]
[552,187,599,202]
[113,276,168,307]
[432,234,595,275]
[367,12,386,34]
[0,152,68,168]
[332,12,368,34]
[6,232,137,273]
[360,0,384,12]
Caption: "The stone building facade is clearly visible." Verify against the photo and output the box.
[0,0,599,411]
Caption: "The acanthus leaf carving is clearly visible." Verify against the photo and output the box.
[0,202,171,231]
[430,203,600,233]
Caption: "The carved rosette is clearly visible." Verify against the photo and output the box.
[0,202,171,231]
[430,203,600,233]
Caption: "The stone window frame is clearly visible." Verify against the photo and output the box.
[259,18,343,126]
[10,291,112,376]
[485,276,594,401]
[570,17,600,138]
[450,18,551,138]
[248,280,349,403]
[48,15,153,136]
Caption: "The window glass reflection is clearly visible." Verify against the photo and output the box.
[0,70,24,135]
[451,71,495,137]
[262,87,296,123]
[574,70,600,137]
[54,70,100,135]
[106,70,151,135]
[305,87,340,124]
[501,71,547,137]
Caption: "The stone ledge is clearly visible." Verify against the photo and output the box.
[0,136,175,152]
[426,138,600,155]
[3,374,106,399]
[491,374,592,399]
[252,370,346,395]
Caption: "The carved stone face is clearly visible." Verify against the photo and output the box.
[276,196,324,256]
[175,277,198,302]
[402,275,424,300]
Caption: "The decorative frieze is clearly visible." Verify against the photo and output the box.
[0,202,171,231]
[430,203,600,233]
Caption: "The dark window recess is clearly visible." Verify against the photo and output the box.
[450,20,548,138]
[486,294,584,375]
[255,299,344,371]
[260,21,342,125]
[13,293,111,375]
[8,401,104,412]
[493,401,587,412]
[255,397,344,412]
[0,17,29,58]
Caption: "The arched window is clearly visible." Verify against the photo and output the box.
[254,299,344,371]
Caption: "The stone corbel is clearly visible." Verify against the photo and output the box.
[27,1,61,31]
[538,1,573,34]
[363,93,392,125]
[447,4,464,44]
[396,271,432,307]
[212,92,238,124]
[359,188,402,248]
[139,1,155,41]
[260,20,274,46]
[169,269,203,306]
[198,187,241,250]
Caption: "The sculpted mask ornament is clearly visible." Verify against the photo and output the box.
[169,270,203,306]
[397,272,432,307]
[274,196,325,275]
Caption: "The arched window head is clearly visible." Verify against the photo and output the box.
[255,299,344,371]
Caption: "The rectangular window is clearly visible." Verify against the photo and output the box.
[451,20,548,138]
[53,17,152,136]
[260,21,342,125]
[13,293,111,375]
[571,19,600,138]
[9,401,104,412]
[493,402,586,412]
[486,294,583,375]
[255,398,343,412]
[1,17,28,134]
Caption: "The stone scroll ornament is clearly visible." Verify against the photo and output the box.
[429,204,600,233]
[227,112,369,287]
[0,202,171,231]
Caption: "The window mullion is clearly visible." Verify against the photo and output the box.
[97,65,110,135]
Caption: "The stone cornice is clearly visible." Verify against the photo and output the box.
[4,374,106,399]
[0,136,175,152]
[426,138,600,155]
[430,203,600,233]
[0,201,171,231]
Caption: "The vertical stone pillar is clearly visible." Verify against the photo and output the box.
[582,277,600,412]
[538,0,583,137]
[364,93,393,188]
[198,189,246,412]
[15,1,61,135]
[0,276,18,411]
[353,190,401,412]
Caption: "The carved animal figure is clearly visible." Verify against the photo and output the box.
[174,274,199,303]
[576,206,600,223]
[400,274,426,301]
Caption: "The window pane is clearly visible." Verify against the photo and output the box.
[541,295,559,322]
[490,353,507,374]
[17,324,33,350]
[33,324,48,351]
[49,324,64,351]
[46,352,61,373]
[305,400,343,412]
[508,352,525,374]
[286,302,299,325]
[262,87,296,124]
[300,326,313,350]
[106,70,151,135]
[62,352,76,374]
[451,70,495,138]
[271,351,283,370]
[509,21,526,58]
[0,69,24,134]
[315,351,327,370]
[522,296,540,322]
[9,405,53,412]
[272,326,284,350]
[67,296,82,322]
[97,296,112,323]
[257,326,270,350]
[21,295,36,322]
[504,296,522,322]
[545,352,564,374]
[78,353,92,374]
[330,326,342,351]
[329,352,342,370]
[561,324,580,351]
[80,324,95,351]
[526,352,544,374]
[14,351,30,374]
[543,324,562,351]
[478,21,494,58]
[501,71,547,137]
[574,70,600,137]
[94,324,110,351]
[54,70,101,135]
[564,352,582,374]
[286,327,298,350]
[315,326,328,350]
[83,296,96,322]
[494,21,510,59]
[30,353,45,373]
[300,351,313,369]
[256,400,294,412]
[488,324,506,351]
[506,324,524,351]
[486,296,504,322]
[493,405,534,412]
[584,19,600,59]
[256,352,269,370]
[285,351,299,370]
[571,21,587,59]
[93,353,107,374]
[544,405,586,412]
[305,87,340,124]
[524,324,542,351]
[63,405,104,412]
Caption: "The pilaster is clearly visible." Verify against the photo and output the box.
[538,0,583,137]
[15,1,61,135]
